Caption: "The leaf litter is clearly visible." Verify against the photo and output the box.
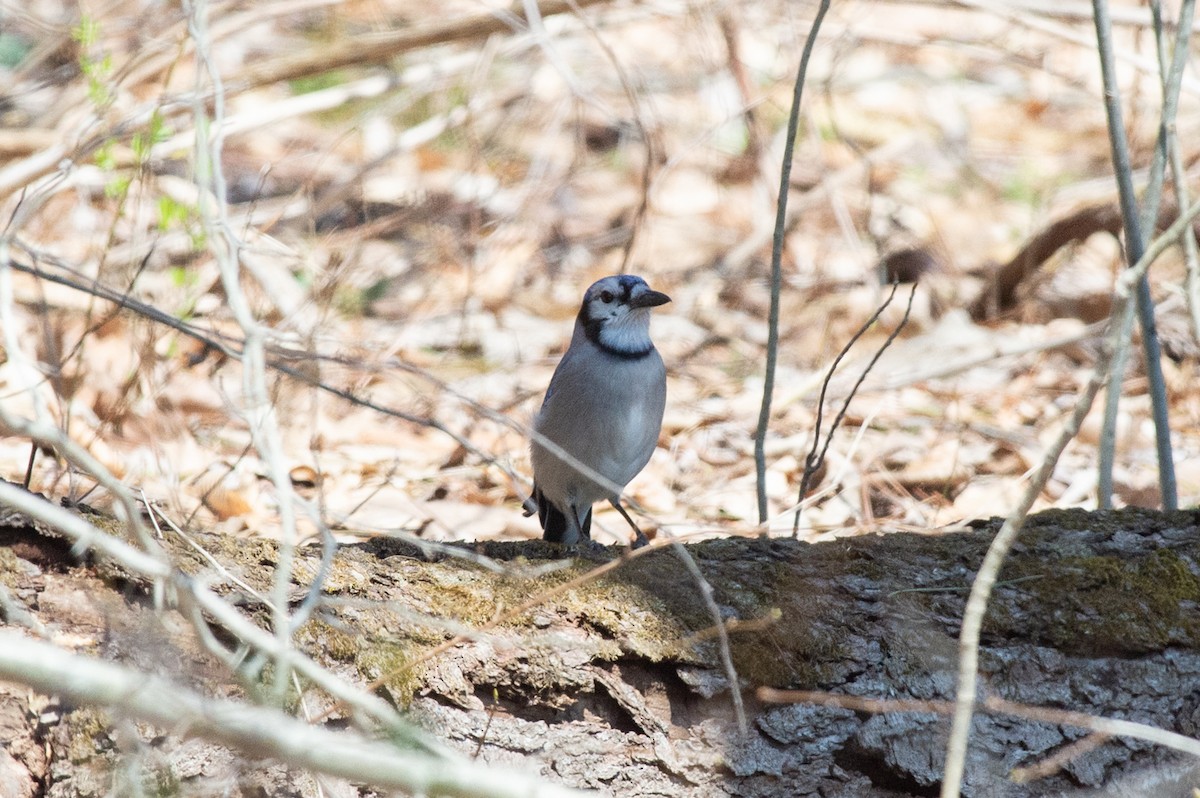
[1,0,1198,546]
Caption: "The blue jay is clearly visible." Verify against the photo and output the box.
[530,274,670,546]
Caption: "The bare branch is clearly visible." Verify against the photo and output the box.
[940,193,1200,798]
[758,688,1200,762]
[755,0,832,524]
[0,631,589,798]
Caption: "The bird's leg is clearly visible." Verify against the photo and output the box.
[567,502,610,555]
[609,498,650,549]
[567,502,586,546]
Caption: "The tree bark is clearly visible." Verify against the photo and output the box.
[0,504,1198,797]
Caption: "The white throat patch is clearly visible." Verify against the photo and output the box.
[597,308,653,354]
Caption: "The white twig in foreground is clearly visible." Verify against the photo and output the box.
[0,479,430,747]
[940,194,1200,798]
[185,0,301,703]
[0,632,590,798]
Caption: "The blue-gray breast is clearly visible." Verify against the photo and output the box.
[531,274,670,545]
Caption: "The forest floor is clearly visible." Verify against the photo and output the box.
[2,0,1199,548]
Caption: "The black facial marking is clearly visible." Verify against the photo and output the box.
[589,332,654,360]
[576,276,656,358]
[616,275,642,303]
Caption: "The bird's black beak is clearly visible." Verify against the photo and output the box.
[630,289,671,308]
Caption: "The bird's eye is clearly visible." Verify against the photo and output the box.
[599,291,614,303]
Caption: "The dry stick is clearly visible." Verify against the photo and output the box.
[473,692,501,759]
[792,283,914,536]
[145,499,271,607]
[287,512,339,634]
[0,478,437,749]
[967,204,1126,320]
[233,0,613,93]
[1008,732,1110,784]
[151,71,464,165]
[1175,163,1200,342]
[185,0,301,705]
[0,140,72,203]
[757,688,1200,765]
[0,632,587,798]
[755,0,832,525]
[0,99,169,202]
[561,0,654,275]
[0,0,606,201]
[664,534,747,733]
[939,194,1200,798]
[1092,0,1178,511]
[982,694,1200,761]
[118,0,338,90]
[717,11,764,167]
[22,443,36,489]
[947,394,1100,789]
[1154,1,1200,345]
[950,0,1200,96]
[1097,0,1192,510]
[682,609,780,645]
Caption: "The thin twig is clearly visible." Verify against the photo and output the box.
[1153,0,1200,345]
[792,283,914,535]
[1009,732,1110,783]
[1091,0,1178,511]
[758,688,1200,762]
[664,535,748,733]
[1098,0,1190,510]
[0,631,587,798]
[185,0,301,704]
[232,0,613,94]
[939,194,1200,798]
[754,0,832,524]
[562,0,654,275]
[0,478,436,743]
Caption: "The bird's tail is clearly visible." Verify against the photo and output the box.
[533,486,592,542]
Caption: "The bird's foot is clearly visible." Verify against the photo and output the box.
[559,536,611,561]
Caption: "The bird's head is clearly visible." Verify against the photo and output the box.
[578,274,671,356]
